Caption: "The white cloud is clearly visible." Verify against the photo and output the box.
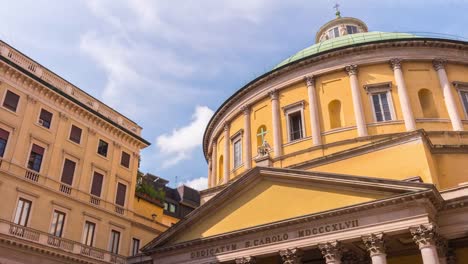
[180,177,208,191]
[157,106,214,168]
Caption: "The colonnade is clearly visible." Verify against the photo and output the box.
[209,59,464,186]
[232,223,453,264]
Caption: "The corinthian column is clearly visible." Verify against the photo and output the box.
[305,76,322,146]
[270,89,282,158]
[242,105,252,169]
[319,241,342,264]
[345,65,368,137]
[235,256,256,264]
[279,248,303,264]
[390,59,416,131]
[362,233,387,264]
[223,123,230,184]
[211,141,217,186]
[433,59,463,131]
[410,223,440,264]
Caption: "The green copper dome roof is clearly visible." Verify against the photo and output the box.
[274,31,419,69]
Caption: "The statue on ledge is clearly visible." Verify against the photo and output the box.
[257,140,271,157]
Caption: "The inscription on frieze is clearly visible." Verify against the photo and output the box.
[189,219,359,260]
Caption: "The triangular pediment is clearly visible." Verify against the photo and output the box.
[143,167,433,251]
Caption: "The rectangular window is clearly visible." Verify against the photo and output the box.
[60,159,76,186]
[82,221,96,246]
[346,25,358,34]
[69,125,82,144]
[460,90,468,116]
[169,203,176,213]
[14,198,32,226]
[109,230,120,254]
[288,111,303,141]
[163,202,168,211]
[97,140,108,157]
[233,139,242,168]
[132,238,140,256]
[3,90,20,112]
[50,210,66,237]
[90,172,104,197]
[39,109,53,129]
[372,92,393,122]
[120,151,130,168]
[115,183,127,207]
[0,128,9,157]
[28,144,44,172]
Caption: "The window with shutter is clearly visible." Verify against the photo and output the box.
[3,90,20,112]
[28,144,45,172]
[60,159,76,186]
[69,125,82,144]
[115,183,126,206]
[120,151,130,168]
[39,109,53,129]
[0,128,9,157]
[90,172,104,197]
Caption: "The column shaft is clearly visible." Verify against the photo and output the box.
[420,246,440,264]
[346,65,368,137]
[223,124,230,184]
[371,254,387,264]
[211,142,217,186]
[243,106,252,169]
[390,59,416,131]
[433,60,463,131]
[306,76,322,146]
[270,90,282,158]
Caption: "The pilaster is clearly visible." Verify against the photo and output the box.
[305,75,322,146]
[390,58,416,131]
[223,123,230,184]
[270,89,282,158]
[242,105,252,170]
[345,65,367,137]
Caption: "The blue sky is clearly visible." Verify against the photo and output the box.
[1,1,466,190]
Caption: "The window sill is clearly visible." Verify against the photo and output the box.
[119,164,131,171]
[367,120,403,127]
[231,164,244,173]
[96,153,110,162]
[34,122,53,133]
[66,138,82,147]
[1,106,19,116]
[283,136,311,147]
[416,118,450,123]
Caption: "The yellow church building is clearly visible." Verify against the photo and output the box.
[139,14,468,264]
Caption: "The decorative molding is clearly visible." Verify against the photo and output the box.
[82,211,102,221]
[51,200,72,211]
[279,248,302,264]
[410,223,438,249]
[241,105,251,115]
[235,256,256,264]
[26,95,37,104]
[282,100,305,113]
[452,81,468,89]
[362,233,386,257]
[59,112,68,121]
[113,141,121,149]
[87,127,97,136]
[224,123,230,131]
[109,220,126,230]
[305,75,315,87]
[432,58,447,71]
[230,129,244,141]
[318,241,342,263]
[269,89,279,100]
[345,64,358,76]
[16,187,39,198]
[363,82,392,94]
[389,58,402,71]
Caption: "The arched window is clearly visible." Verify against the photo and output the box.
[256,125,268,148]
[328,100,342,129]
[418,89,439,118]
[218,155,223,183]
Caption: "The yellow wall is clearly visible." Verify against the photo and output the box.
[435,153,468,189]
[173,179,385,243]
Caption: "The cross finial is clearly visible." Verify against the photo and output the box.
[333,3,341,18]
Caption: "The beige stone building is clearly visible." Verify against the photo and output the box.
[0,40,171,263]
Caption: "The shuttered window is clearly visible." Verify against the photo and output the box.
[39,109,53,129]
[69,125,82,144]
[115,183,126,206]
[3,90,20,112]
[120,151,130,168]
[90,172,104,197]
[0,128,9,157]
[60,159,76,186]
[28,144,44,172]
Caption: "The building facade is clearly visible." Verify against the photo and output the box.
[141,15,468,264]
[0,41,170,263]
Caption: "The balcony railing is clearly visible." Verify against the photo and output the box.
[1,219,126,263]
[0,158,127,217]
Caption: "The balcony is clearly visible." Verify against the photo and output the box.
[0,219,126,263]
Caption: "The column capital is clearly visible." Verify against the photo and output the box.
[345,64,358,76]
[410,223,438,249]
[433,58,447,71]
[241,104,251,115]
[389,58,402,71]
[362,233,386,257]
[59,112,69,121]
[235,256,256,264]
[305,75,315,87]
[279,248,303,264]
[269,89,279,101]
[318,241,343,263]
[26,95,38,104]
[224,123,230,131]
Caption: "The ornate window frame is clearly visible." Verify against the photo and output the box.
[230,129,244,170]
[282,101,306,143]
[453,81,468,119]
[364,82,396,123]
